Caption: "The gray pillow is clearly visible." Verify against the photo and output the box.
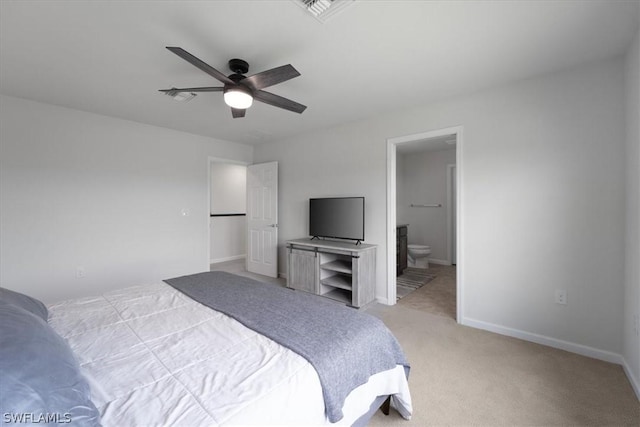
[0,286,48,321]
[0,300,101,426]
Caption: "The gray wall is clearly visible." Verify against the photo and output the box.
[0,95,253,302]
[254,58,627,362]
[623,22,640,396]
[397,148,456,263]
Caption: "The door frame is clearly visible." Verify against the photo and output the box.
[207,156,251,268]
[446,163,456,265]
[386,125,464,323]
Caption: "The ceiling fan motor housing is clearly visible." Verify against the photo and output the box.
[225,80,252,95]
[225,73,251,96]
[228,58,249,75]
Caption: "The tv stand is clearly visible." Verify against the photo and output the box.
[286,238,376,308]
[310,235,362,245]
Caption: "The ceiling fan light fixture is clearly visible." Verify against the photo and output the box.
[224,86,253,109]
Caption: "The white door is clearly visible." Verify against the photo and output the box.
[246,161,278,277]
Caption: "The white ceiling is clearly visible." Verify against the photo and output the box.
[1,1,638,146]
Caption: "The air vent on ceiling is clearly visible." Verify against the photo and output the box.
[294,0,355,22]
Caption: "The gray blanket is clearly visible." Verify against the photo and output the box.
[164,271,409,423]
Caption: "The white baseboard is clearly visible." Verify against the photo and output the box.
[376,296,392,305]
[462,317,624,365]
[621,358,640,401]
[209,254,246,264]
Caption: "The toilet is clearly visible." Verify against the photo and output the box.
[407,244,431,269]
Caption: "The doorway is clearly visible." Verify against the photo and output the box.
[386,126,463,323]
[208,157,249,267]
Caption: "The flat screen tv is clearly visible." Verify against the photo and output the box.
[309,197,365,244]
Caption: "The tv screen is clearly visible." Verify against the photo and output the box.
[309,197,365,243]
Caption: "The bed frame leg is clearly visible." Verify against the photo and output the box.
[380,396,391,416]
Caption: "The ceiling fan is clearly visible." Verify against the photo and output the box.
[160,47,307,118]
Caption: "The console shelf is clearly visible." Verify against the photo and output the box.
[321,259,352,274]
[321,273,352,290]
[286,238,377,308]
[322,288,352,305]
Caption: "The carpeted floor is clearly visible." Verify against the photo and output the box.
[398,264,457,320]
[210,259,285,285]
[365,303,640,426]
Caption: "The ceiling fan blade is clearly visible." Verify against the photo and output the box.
[159,87,223,94]
[253,90,307,114]
[166,47,233,85]
[231,108,246,118]
[243,64,301,90]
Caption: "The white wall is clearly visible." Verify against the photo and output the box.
[209,161,247,263]
[209,216,246,263]
[397,148,456,263]
[623,24,640,396]
[210,162,247,215]
[254,57,626,359]
[0,95,253,303]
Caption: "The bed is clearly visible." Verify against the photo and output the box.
[0,271,412,426]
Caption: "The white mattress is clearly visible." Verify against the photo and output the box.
[48,282,412,426]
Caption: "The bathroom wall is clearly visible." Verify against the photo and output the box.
[397,147,456,263]
[397,154,407,224]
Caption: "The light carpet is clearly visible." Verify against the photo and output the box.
[365,304,640,426]
[398,264,456,320]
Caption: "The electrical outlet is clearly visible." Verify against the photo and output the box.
[75,267,86,278]
[555,289,567,305]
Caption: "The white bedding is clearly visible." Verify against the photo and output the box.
[48,282,412,426]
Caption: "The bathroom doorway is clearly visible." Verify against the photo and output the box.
[386,126,463,322]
